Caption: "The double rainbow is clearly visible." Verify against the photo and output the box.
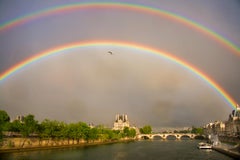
[0,2,238,109]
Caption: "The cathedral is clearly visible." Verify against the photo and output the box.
[113,114,130,130]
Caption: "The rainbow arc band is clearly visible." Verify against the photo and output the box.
[0,41,237,109]
[0,2,239,56]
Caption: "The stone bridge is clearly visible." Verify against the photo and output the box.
[137,133,203,140]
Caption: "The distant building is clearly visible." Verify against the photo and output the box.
[203,104,240,137]
[113,114,130,130]
[225,104,240,136]
[15,115,24,123]
[88,123,95,128]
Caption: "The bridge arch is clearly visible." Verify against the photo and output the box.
[166,135,177,140]
[152,135,164,140]
[141,135,150,140]
[194,135,205,140]
[180,135,191,140]
[138,134,151,140]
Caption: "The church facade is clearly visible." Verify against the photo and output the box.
[113,114,130,130]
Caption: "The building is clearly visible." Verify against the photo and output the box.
[215,121,225,136]
[88,123,95,128]
[15,115,24,123]
[225,104,240,137]
[203,122,214,135]
[203,104,240,138]
[113,114,130,130]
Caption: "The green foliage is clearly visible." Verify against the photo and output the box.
[140,125,152,134]
[40,119,65,139]
[191,126,203,134]
[123,127,130,137]
[88,127,99,141]
[0,110,10,140]
[1,111,136,142]
[123,127,136,138]
[68,122,90,141]
[0,110,10,123]
[179,130,190,133]
[5,120,22,132]
[129,128,136,138]
[20,114,38,137]
[110,130,122,140]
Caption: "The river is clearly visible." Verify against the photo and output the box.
[1,140,234,160]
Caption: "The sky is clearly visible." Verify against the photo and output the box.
[0,0,240,130]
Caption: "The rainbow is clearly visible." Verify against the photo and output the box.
[0,40,237,109]
[0,2,239,56]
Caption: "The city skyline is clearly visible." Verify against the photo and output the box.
[0,0,240,128]
[2,108,236,132]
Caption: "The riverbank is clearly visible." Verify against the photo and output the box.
[213,144,240,159]
[0,138,135,154]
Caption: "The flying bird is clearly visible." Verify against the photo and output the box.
[108,51,113,55]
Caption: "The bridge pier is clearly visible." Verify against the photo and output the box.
[176,135,181,140]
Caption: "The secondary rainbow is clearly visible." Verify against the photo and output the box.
[0,40,237,109]
[0,2,239,56]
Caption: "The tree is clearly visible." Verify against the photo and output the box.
[40,119,65,139]
[128,128,136,138]
[76,122,90,142]
[61,123,72,144]
[20,114,38,137]
[0,110,10,123]
[174,130,178,133]
[109,129,121,140]
[88,127,99,142]
[179,130,189,133]
[123,127,130,137]
[191,126,203,134]
[104,129,115,140]
[64,122,91,143]
[0,110,10,141]
[7,120,22,132]
[140,125,152,134]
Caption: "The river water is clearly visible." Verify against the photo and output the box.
[1,140,233,160]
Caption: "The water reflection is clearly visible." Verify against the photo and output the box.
[1,140,232,160]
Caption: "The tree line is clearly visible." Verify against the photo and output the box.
[0,110,137,144]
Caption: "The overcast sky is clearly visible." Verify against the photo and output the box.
[0,0,240,129]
